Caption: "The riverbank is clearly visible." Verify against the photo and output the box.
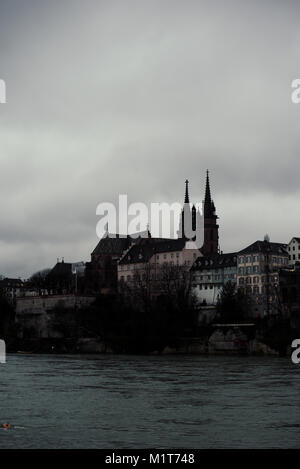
[9,325,295,357]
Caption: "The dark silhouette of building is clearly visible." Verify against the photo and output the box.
[280,263,300,319]
[202,170,219,255]
[86,172,220,294]
[179,172,219,254]
[85,232,152,294]
[46,260,74,294]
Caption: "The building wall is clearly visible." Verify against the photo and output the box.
[192,265,237,306]
[117,245,201,287]
[16,295,96,339]
[287,238,300,266]
[237,252,288,317]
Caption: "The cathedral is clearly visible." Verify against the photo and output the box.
[85,171,220,293]
[179,171,219,255]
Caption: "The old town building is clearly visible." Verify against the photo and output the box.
[86,172,219,294]
[191,252,237,306]
[117,237,201,297]
[237,239,288,317]
[287,237,300,266]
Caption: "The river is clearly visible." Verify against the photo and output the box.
[0,354,299,448]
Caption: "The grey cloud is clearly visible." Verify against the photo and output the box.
[0,0,300,277]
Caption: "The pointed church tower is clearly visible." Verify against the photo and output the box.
[184,178,189,204]
[178,180,192,238]
[202,170,219,254]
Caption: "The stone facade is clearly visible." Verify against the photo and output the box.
[16,294,95,339]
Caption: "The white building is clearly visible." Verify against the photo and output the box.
[287,237,300,266]
[191,253,237,306]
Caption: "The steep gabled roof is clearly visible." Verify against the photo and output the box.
[118,237,195,265]
[153,238,187,254]
[118,243,156,265]
[92,232,151,256]
[238,240,287,255]
[192,253,237,271]
[92,235,131,256]
[47,262,73,278]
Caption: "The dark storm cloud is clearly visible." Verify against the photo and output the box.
[0,0,300,277]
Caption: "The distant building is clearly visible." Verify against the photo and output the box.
[287,237,300,266]
[237,239,288,317]
[279,263,300,320]
[86,172,219,294]
[191,253,237,306]
[85,232,150,294]
[118,237,201,297]
[46,259,86,295]
[0,278,24,304]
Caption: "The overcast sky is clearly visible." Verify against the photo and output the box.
[0,0,300,278]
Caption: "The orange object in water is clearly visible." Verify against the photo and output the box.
[1,423,11,429]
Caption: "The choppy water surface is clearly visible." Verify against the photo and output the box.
[0,354,299,448]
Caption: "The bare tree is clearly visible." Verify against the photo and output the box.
[120,261,195,313]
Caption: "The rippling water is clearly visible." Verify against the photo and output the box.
[0,354,299,448]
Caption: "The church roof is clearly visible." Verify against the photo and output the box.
[92,231,153,256]
[47,262,73,278]
[92,235,132,256]
[119,238,190,265]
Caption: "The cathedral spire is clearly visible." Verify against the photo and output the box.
[202,170,219,255]
[204,170,211,205]
[184,179,190,204]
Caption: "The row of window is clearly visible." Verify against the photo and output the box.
[239,286,277,298]
[239,275,278,285]
[120,272,186,282]
[289,254,300,261]
[239,255,287,265]
[239,255,260,264]
[119,259,196,271]
[197,284,277,295]
[157,252,180,260]
[238,266,260,275]
[194,273,236,282]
